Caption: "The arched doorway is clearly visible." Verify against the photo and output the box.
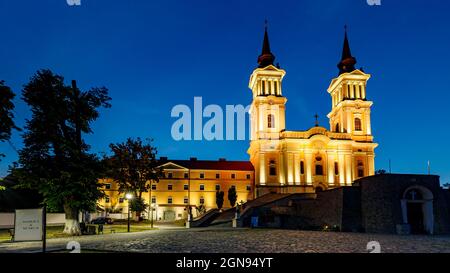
[401,186,434,234]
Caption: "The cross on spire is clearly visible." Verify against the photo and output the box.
[314,114,319,127]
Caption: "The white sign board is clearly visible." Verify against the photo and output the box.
[14,208,44,242]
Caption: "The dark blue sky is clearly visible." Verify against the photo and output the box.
[1,0,449,184]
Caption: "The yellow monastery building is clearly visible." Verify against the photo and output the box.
[100,158,254,221]
[99,26,378,220]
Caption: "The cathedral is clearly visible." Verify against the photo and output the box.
[248,26,378,196]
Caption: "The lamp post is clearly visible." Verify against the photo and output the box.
[125,193,133,232]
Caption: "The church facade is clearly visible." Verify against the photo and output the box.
[248,27,378,196]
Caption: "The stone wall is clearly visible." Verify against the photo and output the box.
[357,174,450,234]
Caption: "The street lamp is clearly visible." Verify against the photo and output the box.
[125,193,133,232]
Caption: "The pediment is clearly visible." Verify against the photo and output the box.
[158,162,188,170]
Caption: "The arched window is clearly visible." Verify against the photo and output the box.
[335,123,340,132]
[354,118,362,131]
[405,189,423,201]
[268,114,275,128]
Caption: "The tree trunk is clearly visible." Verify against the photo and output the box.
[63,203,81,236]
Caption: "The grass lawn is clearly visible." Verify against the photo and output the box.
[0,221,157,243]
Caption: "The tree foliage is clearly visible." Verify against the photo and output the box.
[216,190,224,210]
[228,186,237,207]
[107,137,163,218]
[0,80,19,159]
[13,69,111,235]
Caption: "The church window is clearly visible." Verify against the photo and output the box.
[354,118,362,131]
[268,114,275,128]
[274,81,278,94]
[358,169,364,177]
[300,161,305,174]
[269,160,277,176]
[334,162,339,175]
[262,80,266,95]
[315,164,323,176]
[357,160,364,177]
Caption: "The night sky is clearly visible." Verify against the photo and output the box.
[0,0,449,184]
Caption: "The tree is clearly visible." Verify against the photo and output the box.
[107,137,163,220]
[228,186,237,207]
[216,190,224,210]
[14,69,111,235]
[0,81,19,160]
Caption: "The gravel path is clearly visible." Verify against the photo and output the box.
[1,228,449,253]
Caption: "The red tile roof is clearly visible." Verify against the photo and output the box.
[158,159,254,171]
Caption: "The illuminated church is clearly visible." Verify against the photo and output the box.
[248,26,378,196]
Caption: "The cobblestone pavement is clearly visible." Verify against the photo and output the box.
[1,228,449,253]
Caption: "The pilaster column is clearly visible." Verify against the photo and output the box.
[305,152,313,186]
[327,153,335,187]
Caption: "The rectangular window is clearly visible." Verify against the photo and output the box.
[300,161,305,175]
[334,162,339,175]
[268,114,275,128]
[216,173,220,179]
[269,167,276,176]
[199,197,204,204]
[200,173,205,179]
[105,183,111,190]
[246,185,251,191]
[184,197,188,204]
[184,173,189,179]
[246,174,251,179]
[167,172,173,179]
[184,184,188,190]
[231,173,236,179]
[119,197,124,203]
[105,196,110,203]
[151,184,157,190]
[168,184,173,190]
[315,165,323,176]
[200,184,205,191]
[215,184,220,191]
[167,197,173,204]
[151,196,156,204]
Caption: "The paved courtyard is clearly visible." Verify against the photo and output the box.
[1,228,449,253]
